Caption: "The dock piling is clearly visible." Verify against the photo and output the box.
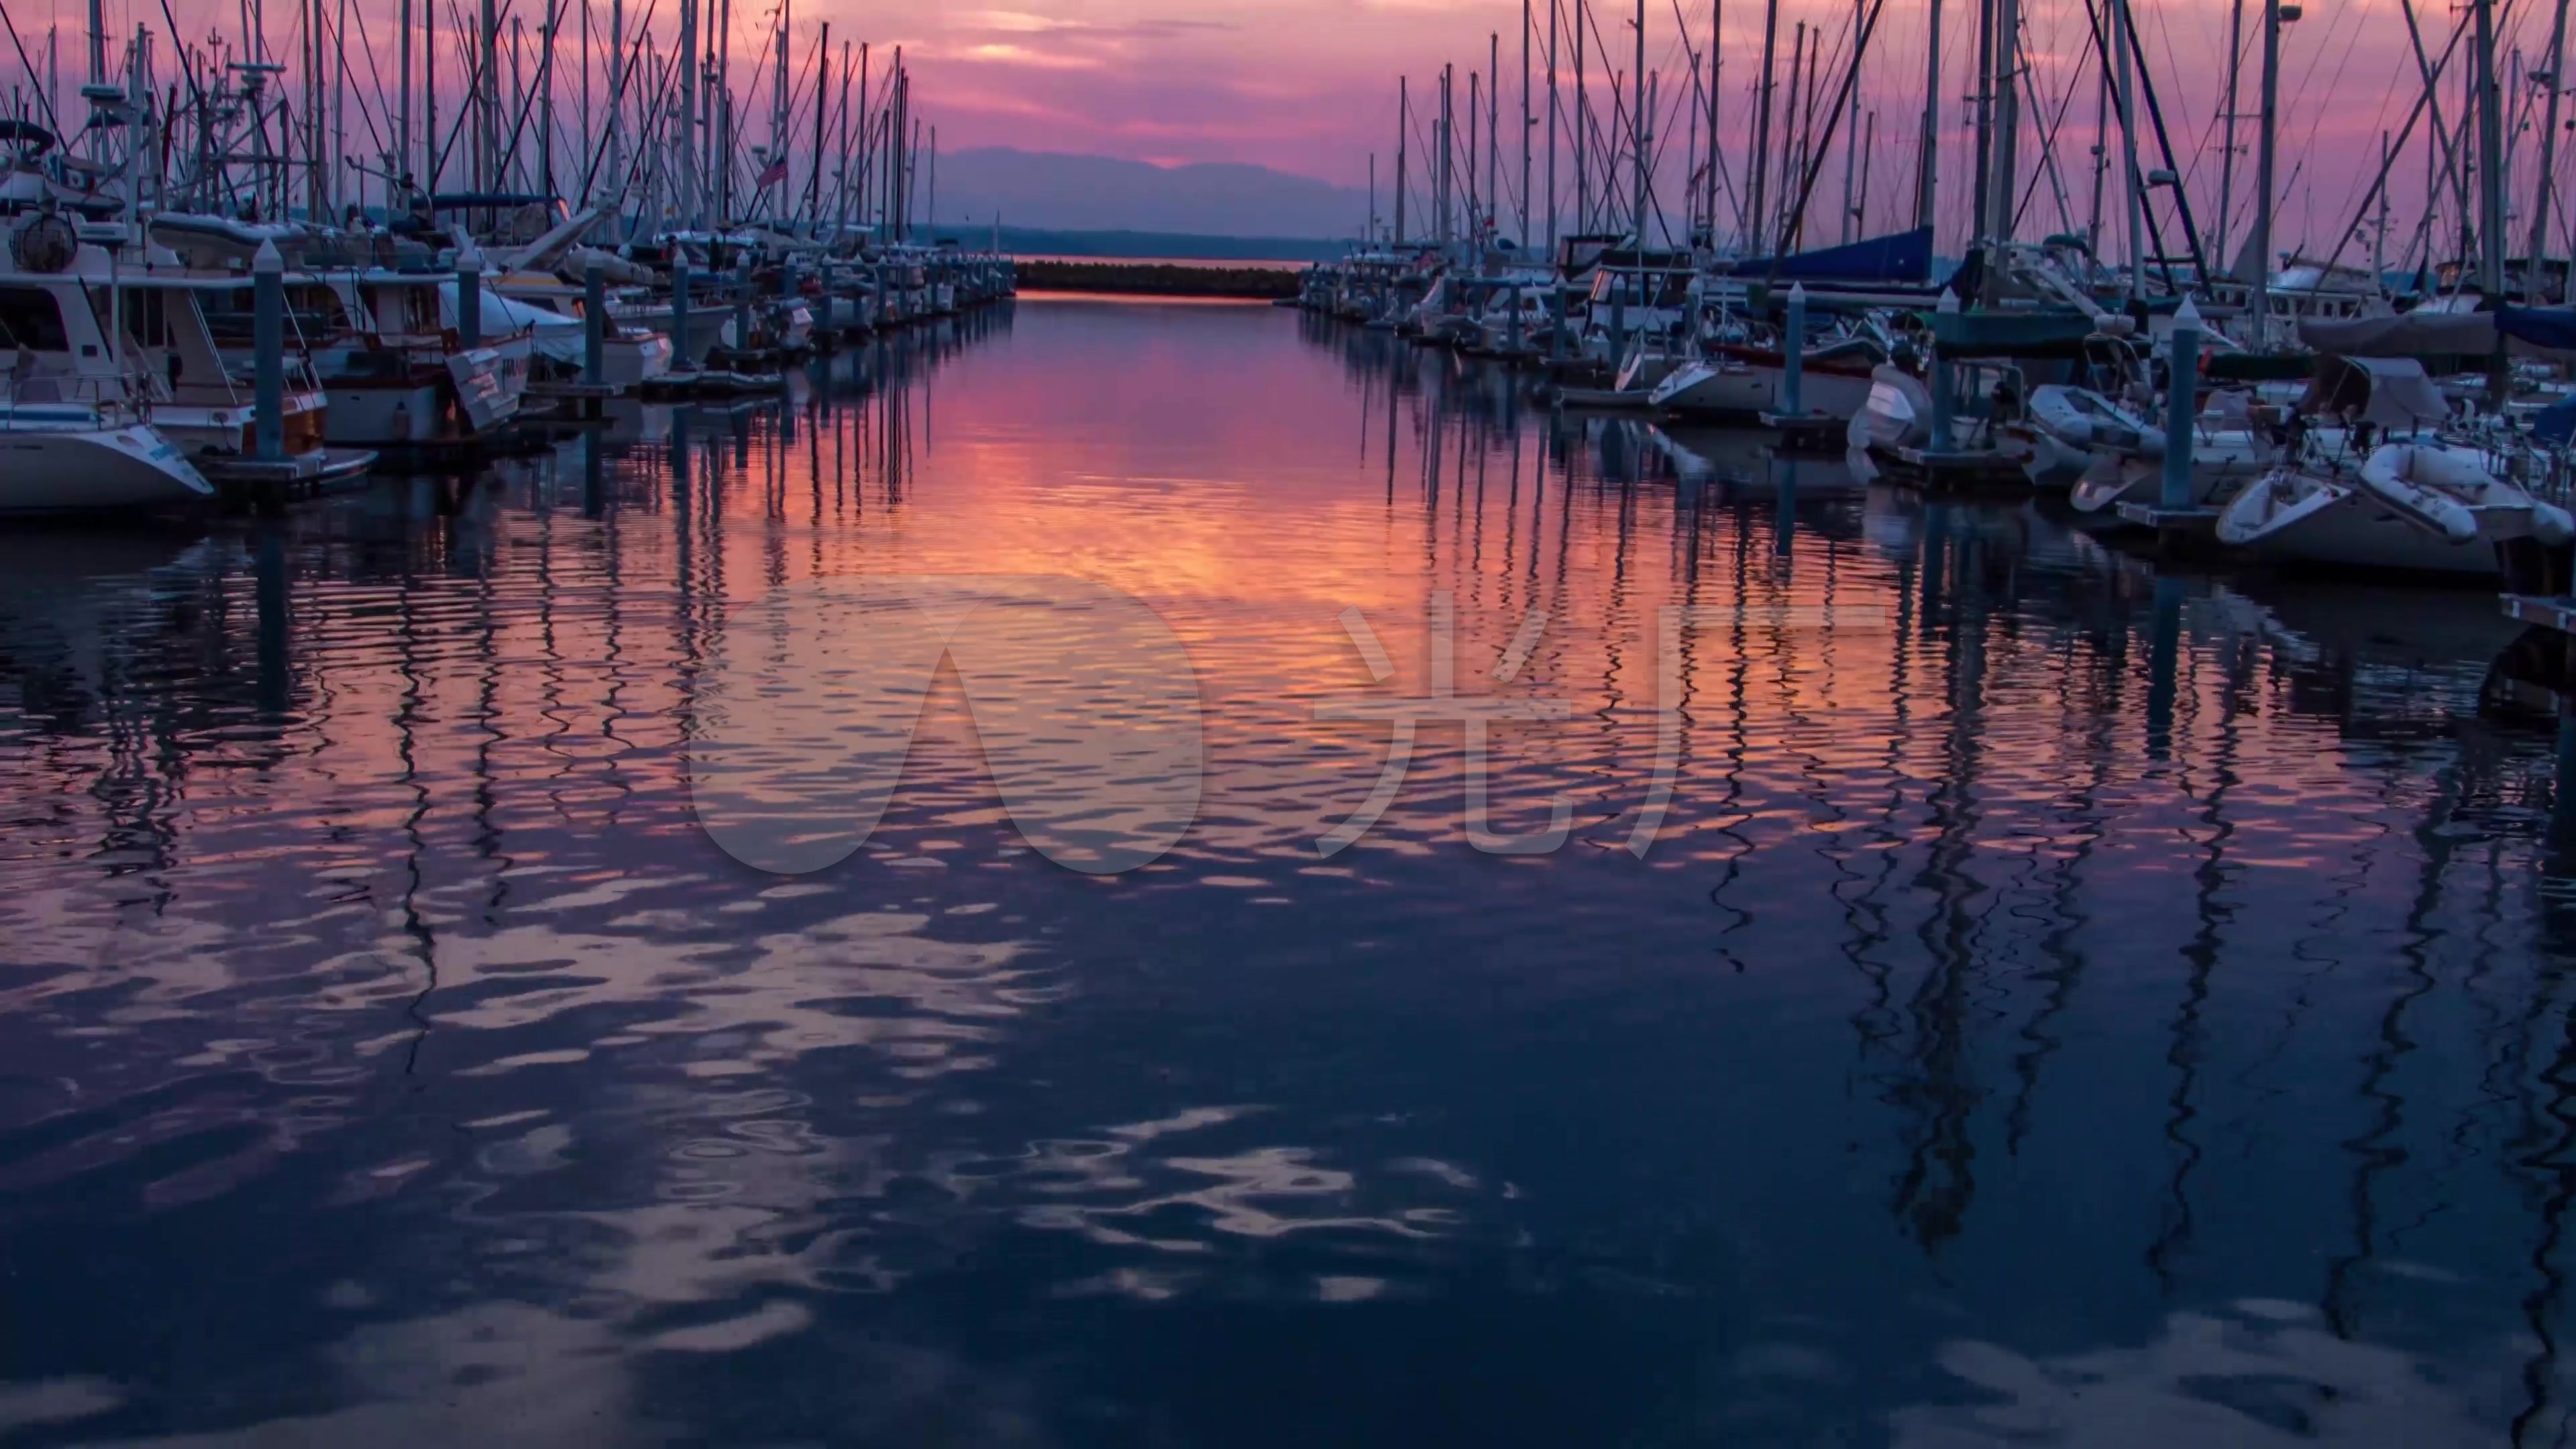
[584,260,606,386]
[457,244,483,353]
[253,239,284,464]
[1783,282,1807,417]
[2159,297,2201,511]
[672,263,693,366]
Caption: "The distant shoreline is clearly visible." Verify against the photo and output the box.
[1013,260,1303,300]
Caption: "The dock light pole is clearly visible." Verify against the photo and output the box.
[2159,296,2201,511]
[457,244,483,352]
[1783,282,1808,417]
[584,259,607,386]
[1929,288,1958,452]
[253,238,284,463]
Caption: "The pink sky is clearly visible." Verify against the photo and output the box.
[32,0,2573,260]
[834,0,2557,261]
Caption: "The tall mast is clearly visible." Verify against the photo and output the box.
[479,0,497,190]
[423,0,438,194]
[1489,30,1500,249]
[1841,0,1862,241]
[1440,63,1453,250]
[1536,0,1557,250]
[2085,30,2107,250]
[1705,0,1719,244]
[1915,0,1939,232]
[1397,74,1409,245]
[1968,0,1992,241]
[1631,0,1646,241]
[2118,0,2143,299]
[2475,0,2506,392]
[604,0,622,219]
[1520,0,1532,248]
[2215,0,2243,275]
[1749,0,1778,253]
[716,0,733,221]
[540,1,557,197]
[811,23,828,222]
[1986,0,2019,262]
[2249,0,2278,339]
[2528,0,2570,299]
[676,0,696,229]
[1574,0,1587,231]
[1468,70,1479,241]
[770,0,788,214]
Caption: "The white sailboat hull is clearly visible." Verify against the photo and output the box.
[0,419,215,514]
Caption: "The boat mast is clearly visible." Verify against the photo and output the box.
[1748,0,1777,254]
[1915,0,1939,234]
[1968,0,1991,241]
[2249,0,2277,339]
[810,23,828,223]
[2475,0,2506,395]
[1546,0,1558,250]
[605,0,622,222]
[2119,0,2143,299]
[1704,0,1719,246]
[1520,0,1532,249]
[1397,74,1409,245]
[1489,30,1500,250]
[1839,0,1861,241]
[1574,0,1587,232]
[676,0,696,228]
[2528,0,2570,300]
[1985,0,2019,294]
[2215,0,2242,275]
[1627,0,1648,242]
[1440,63,1453,251]
[1630,0,1646,241]
[424,0,438,195]
[479,0,498,191]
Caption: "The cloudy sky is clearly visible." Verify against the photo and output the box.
[19,0,2565,259]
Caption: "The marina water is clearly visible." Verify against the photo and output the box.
[1,296,2570,1444]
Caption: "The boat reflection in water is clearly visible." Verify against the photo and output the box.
[3,297,2576,1444]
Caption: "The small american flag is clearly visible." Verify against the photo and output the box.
[757,156,789,187]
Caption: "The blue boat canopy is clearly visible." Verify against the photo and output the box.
[2498,305,2576,353]
[1727,225,1933,284]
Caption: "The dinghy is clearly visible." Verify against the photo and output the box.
[2216,444,2573,577]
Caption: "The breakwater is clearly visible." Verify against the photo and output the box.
[1014,260,1302,299]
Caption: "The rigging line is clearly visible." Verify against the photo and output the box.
[2010,10,2091,238]
[573,0,659,200]
[2314,9,2471,283]
[1770,0,1886,260]
[0,0,60,137]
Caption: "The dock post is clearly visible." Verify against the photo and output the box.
[2159,296,2202,511]
[456,244,483,352]
[253,239,284,462]
[672,263,692,366]
[1929,288,1958,453]
[1783,282,1807,417]
[584,260,607,387]
[1609,274,1627,370]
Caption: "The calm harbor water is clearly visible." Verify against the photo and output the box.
[3,297,2574,1444]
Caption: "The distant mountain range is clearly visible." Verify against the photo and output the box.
[924,148,1370,241]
